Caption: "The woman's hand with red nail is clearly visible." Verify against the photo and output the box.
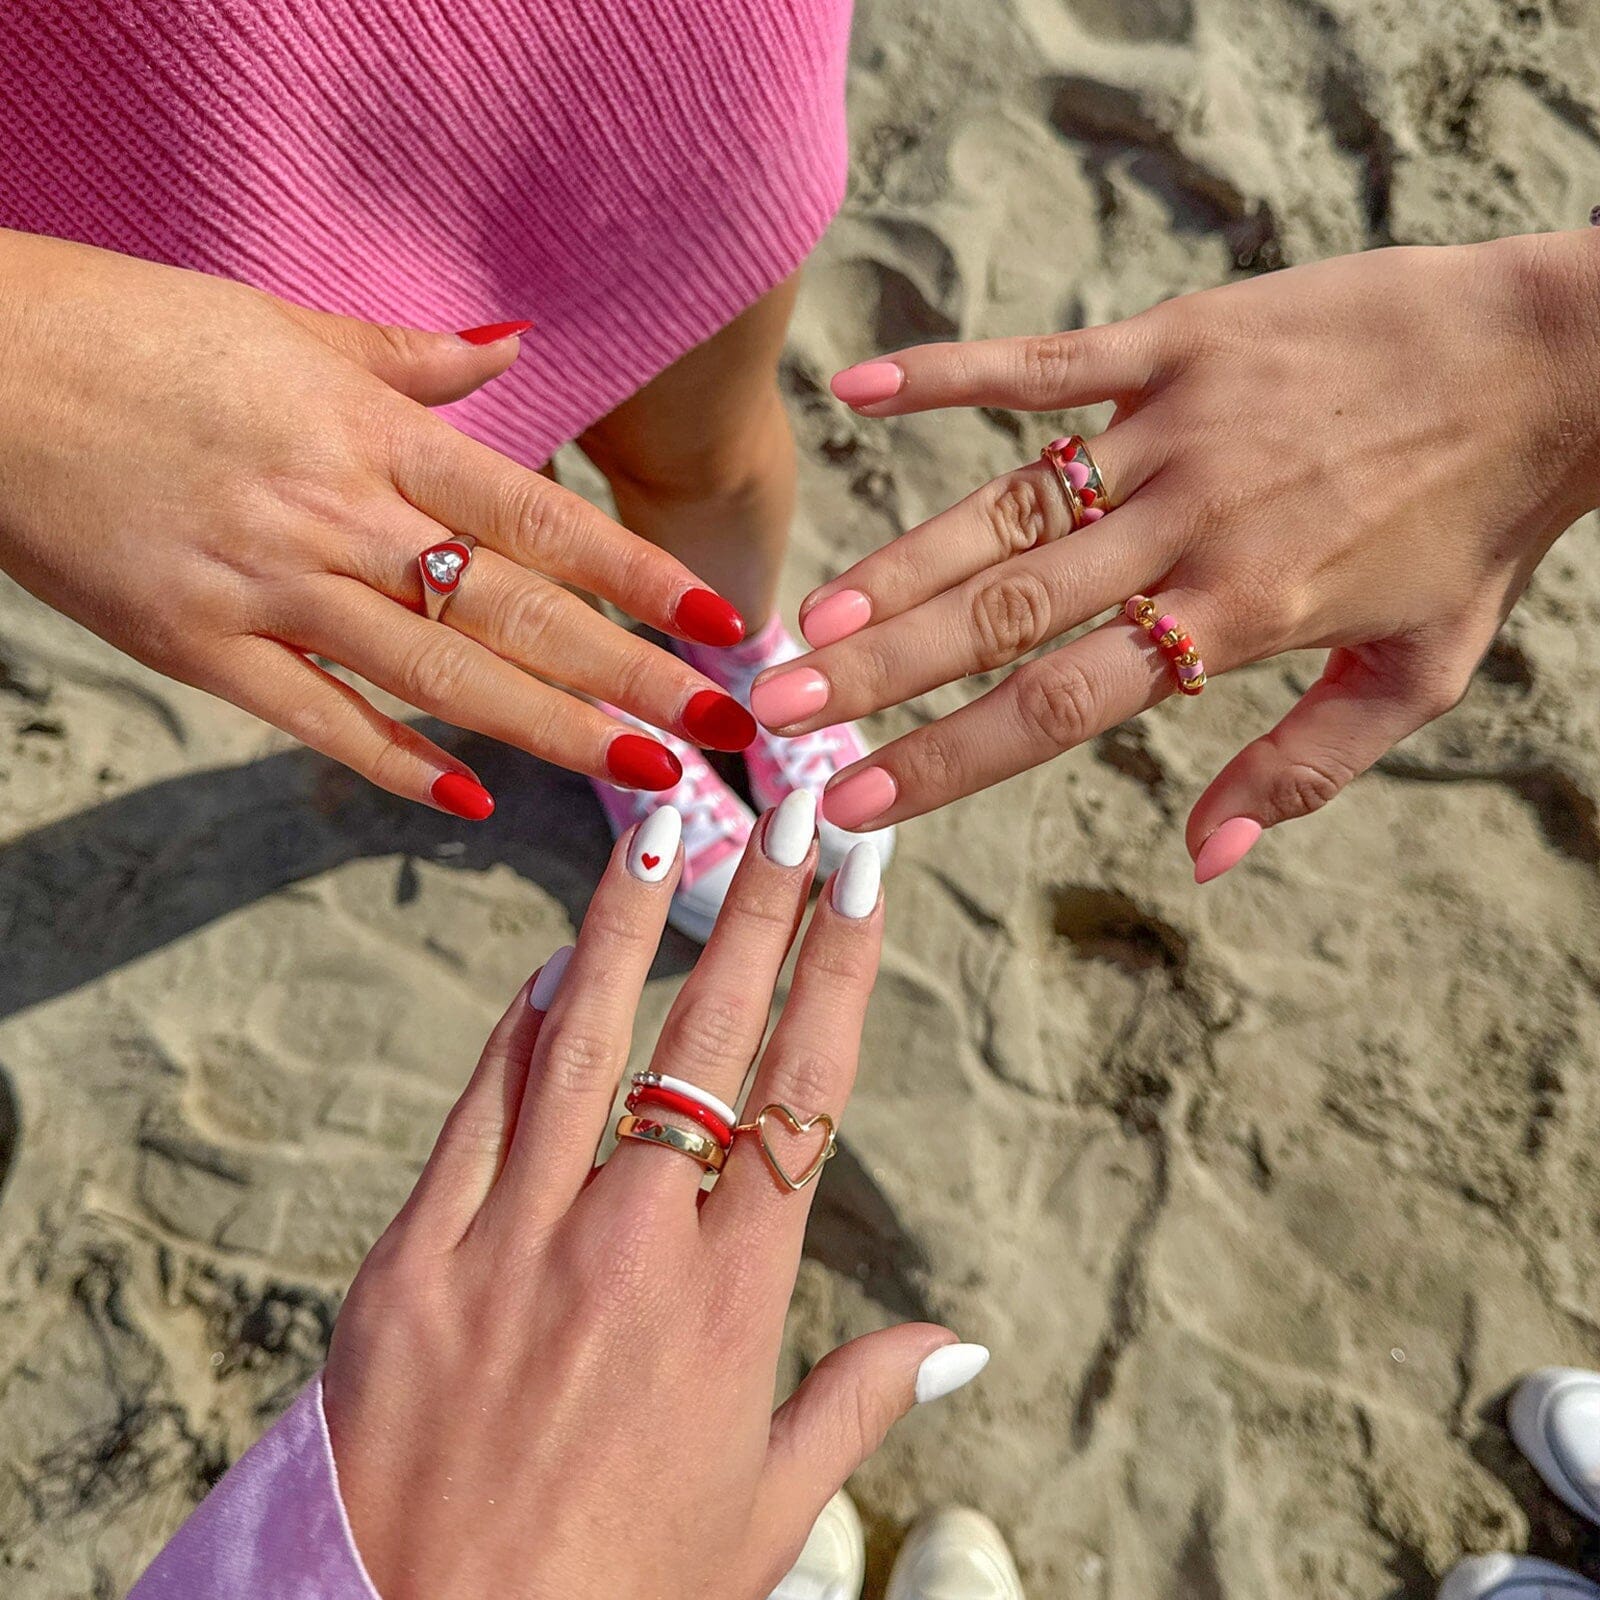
[779,230,1600,871]
[0,230,749,816]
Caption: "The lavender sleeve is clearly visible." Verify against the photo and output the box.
[128,1376,382,1600]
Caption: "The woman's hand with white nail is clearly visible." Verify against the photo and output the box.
[321,806,980,1598]
[0,229,753,819]
[770,230,1600,876]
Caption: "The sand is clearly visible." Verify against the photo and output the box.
[5,1,1600,1594]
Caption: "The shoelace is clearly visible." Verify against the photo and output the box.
[762,723,860,796]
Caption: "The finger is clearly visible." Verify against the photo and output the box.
[815,590,1220,832]
[394,946,572,1244]
[481,809,683,1228]
[603,792,820,1202]
[752,1330,985,1572]
[393,420,748,647]
[1184,645,1457,883]
[432,548,756,752]
[705,845,884,1245]
[761,504,1172,738]
[274,301,529,406]
[293,580,685,790]
[797,421,1169,648]
[215,635,497,819]
[829,320,1160,417]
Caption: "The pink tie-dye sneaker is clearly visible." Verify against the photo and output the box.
[592,711,753,943]
[681,617,896,876]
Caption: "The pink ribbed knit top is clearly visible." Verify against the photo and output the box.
[0,0,851,464]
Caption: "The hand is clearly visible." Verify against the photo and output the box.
[0,230,756,818]
[755,229,1600,877]
[323,806,981,1597]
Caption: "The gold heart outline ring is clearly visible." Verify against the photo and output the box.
[733,1103,838,1192]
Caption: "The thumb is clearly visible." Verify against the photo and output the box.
[278,302,530,406]
[1185,643,1466,883]
[753,1329,988,1560]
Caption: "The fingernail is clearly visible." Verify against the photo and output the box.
[430,771,495,820]
[456,319,533,345]
[682,689,757,751]
[628,805,682,883]
[915,1343,990,1404]
[801,589,871,648]
[1194,817,1263,884]
[822,767,896,832]
[528,944,574,1010]
[674,588,746,648]
[750,667,829,730]
[606,733,682,791]
[830,840,881,918]
[763,790,817,868]
[831,361,905,408]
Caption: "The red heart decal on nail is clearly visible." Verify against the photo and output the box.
[641,853,660,869]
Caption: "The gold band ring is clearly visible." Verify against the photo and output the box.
[732,1103,838,1192]
[616,1113,726,1174]
[1040,435,1110,533]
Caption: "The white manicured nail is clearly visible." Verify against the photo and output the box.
[628,805,681,883]
[528,944,574,1011]
[830,841,880,918]
[763,790,817,868]
[915,1343,990,1405]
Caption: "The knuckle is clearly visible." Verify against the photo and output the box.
[1019,332,1080,393]
[1011,657,1096,751]
[658,991,753,1074]
[539,1025,625,1098]
[985,474,1052,559]
[492,577,564,648]
[395,636,475,710]
[1264,757,1347,820]
[507,476,570,556]
[891,730,960,798]
[968,570,1054,672]
[762,1047,841,1115]
[371,321,423,368]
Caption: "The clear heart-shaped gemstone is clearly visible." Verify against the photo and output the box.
[423,547,466,588]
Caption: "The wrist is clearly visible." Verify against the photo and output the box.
[1477,227,1600,518]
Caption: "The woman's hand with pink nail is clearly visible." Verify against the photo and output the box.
[0,230,752,819]
[769,230,1600,876]
[320,811,979,1598]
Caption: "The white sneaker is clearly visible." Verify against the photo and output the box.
[1439,1553,1600,1599]
[591,713,754,944]
[1512,1368,1600,1526]
[680,616,896,878]
[767,1490,865,1600]
[885,1509,1025,1600]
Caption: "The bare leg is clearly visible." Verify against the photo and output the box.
[578,274,799,631]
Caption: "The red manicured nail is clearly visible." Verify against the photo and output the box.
[674,588,746,647]
[430,771,495,820]
[607,733,683,791]
[682,690,757,751]
[457,319,533,345]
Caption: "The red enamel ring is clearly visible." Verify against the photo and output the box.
[633,1071,739,1129]
[419,534,477,622]
[626,1085,734,1149]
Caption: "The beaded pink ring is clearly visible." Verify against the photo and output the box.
[1040,435,1110,532]
[1125,595,1206,696]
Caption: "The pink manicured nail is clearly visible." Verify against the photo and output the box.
[831,362,904,407]
[802,589,871,648]
[750,667,829,730]
[1194,818,1262,884]
[823,767,897,830]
